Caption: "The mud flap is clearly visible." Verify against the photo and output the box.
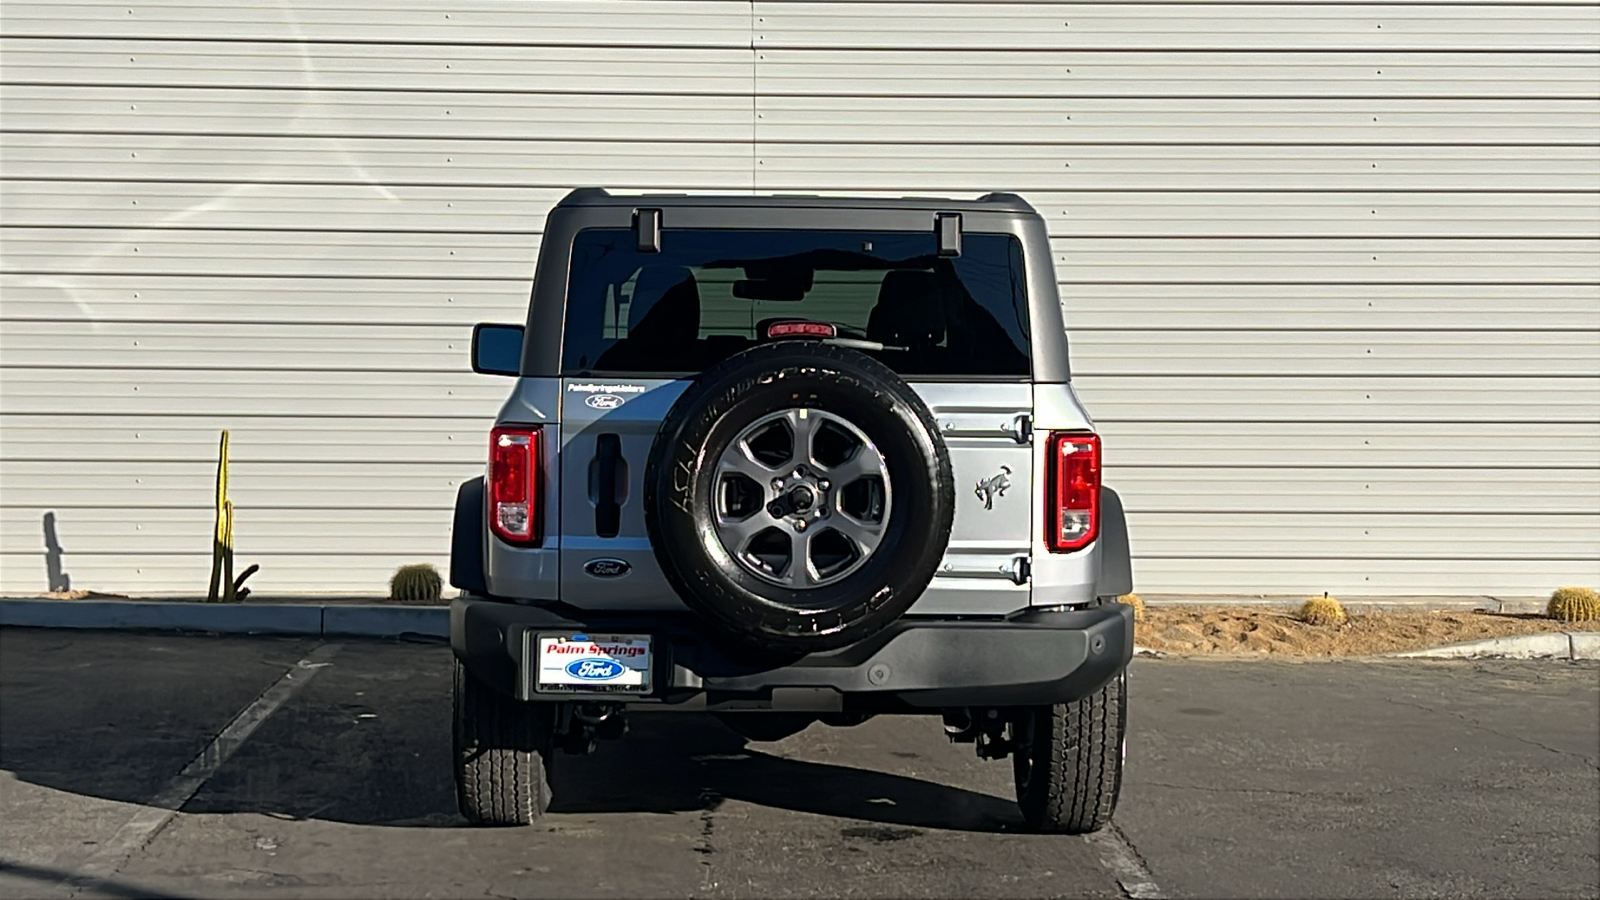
[450,476,488,595]
[1093,487,1132,598]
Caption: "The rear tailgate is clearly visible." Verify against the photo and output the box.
[906,382,1034,615]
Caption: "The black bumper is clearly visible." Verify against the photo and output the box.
[451,598,1133,711]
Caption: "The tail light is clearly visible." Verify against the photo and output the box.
[1046,432,1100,552]
[766,321,837,339]
[489,426,542,546]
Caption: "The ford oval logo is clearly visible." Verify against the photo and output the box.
[584,558,631,578]
[566,658,625,681]
[586,394,625,410]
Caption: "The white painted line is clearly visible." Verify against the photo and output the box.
[1086,823,1166,900]
[64,643,343,891]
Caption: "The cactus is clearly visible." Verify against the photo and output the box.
[1118,592,1146,623]
[1547,586,1600,623]
[390,563,443,603]
[206,430,236,602]
[1298,594,1347,626]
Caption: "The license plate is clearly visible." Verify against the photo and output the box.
[535,633,652,694]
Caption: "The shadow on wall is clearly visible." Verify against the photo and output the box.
[42,512,69,592]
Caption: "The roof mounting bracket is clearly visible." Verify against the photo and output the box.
[634,208,662,253]
[935,212,962,257]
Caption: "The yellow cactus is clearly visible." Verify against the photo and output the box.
[390,563,444,603]
[1298,594,1347,626]
[1118,593,1146,623]
[206,430,236,603]
[1547,586,1600,623]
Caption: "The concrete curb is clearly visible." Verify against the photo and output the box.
[5,599,1592,659]
[1137,594,1550,614]
[1391,632,1600,661]
[323,604,448,638]
[0,599,447,639]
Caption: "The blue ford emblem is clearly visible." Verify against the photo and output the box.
[566,658,625,681]
[584,558,631,578]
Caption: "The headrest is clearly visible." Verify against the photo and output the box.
[629,266,699,342]
[868,270,946,347]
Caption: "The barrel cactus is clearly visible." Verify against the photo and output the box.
[389,563,443,603]
[1118,592,1146,623]
[1547,586,1600,623]
[1298,594,1347,626]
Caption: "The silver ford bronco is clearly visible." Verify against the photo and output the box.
[451,189,1135,833]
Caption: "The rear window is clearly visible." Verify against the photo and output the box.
[560,229,1030,377]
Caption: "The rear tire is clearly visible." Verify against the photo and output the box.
[453,660,554,826]
[1011,669,1126,834]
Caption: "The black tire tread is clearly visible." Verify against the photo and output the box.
[453,661,552,826]
[1016,672,1124,834]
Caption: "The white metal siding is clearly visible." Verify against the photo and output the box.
[2,0,1597,597]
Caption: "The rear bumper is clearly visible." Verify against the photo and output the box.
[451,598,1132,711]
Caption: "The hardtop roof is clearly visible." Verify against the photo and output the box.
[554,187,1037,215]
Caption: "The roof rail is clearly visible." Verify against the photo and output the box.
[976,191,1034,211]
[551,189,1037,214]
[558,187,612,206]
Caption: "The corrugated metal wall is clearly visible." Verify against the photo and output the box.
[2,0,1597,597]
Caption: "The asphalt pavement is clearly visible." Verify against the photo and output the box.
[0,628,1595,899]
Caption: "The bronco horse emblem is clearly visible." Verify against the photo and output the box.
[974,465,1013,510]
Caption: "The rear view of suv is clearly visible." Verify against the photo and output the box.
[451,189,1134,833]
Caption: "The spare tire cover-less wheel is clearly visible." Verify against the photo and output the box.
[644,341,955,654]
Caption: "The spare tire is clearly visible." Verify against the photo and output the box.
[644,341,955,654]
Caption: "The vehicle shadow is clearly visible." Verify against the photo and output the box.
[552,714,1022,833]
[0,634,1020,833]
[0,857,201,900]
[184,712,1023,832]
[4,696,1018,833]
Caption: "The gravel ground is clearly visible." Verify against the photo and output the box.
[1135,605,1587,656]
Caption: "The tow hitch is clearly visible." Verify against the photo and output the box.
[555,702,627,754]
[943,708,1014,760]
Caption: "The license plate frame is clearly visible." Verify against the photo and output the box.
[533,632,653,695]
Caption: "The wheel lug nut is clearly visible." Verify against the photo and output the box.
[794,520,808,533]
[817,479,830,490]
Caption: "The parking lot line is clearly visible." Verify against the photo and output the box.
[63,642,343,891]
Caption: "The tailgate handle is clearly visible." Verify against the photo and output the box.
[1007,554,1030,585]
[594,433,622,538]
[1006,413,1033,445]
[937,554,1031,584]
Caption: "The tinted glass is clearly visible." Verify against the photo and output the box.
[560,229,1030,377]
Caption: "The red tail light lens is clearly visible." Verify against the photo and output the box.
[1046,432,1100,552]
[766,321,837,339]
[489,426,541,546]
